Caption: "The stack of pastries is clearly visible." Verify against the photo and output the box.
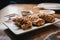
[13,13,55,30]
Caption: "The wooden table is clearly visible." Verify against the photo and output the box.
[0,4,60,40]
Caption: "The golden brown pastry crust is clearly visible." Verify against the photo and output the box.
[26,14,45,26]
[38,14,55,23]
[13,17,32,30]
[12,13,55,30]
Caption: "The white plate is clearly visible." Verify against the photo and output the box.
[39,10,55,14]
[3,18,60,35]
[37,3,60,10]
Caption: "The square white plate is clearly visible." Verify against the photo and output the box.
[3,18,60,35]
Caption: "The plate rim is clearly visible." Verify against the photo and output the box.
[3,18,60,35]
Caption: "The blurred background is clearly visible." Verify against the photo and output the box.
[0,0,60,10]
